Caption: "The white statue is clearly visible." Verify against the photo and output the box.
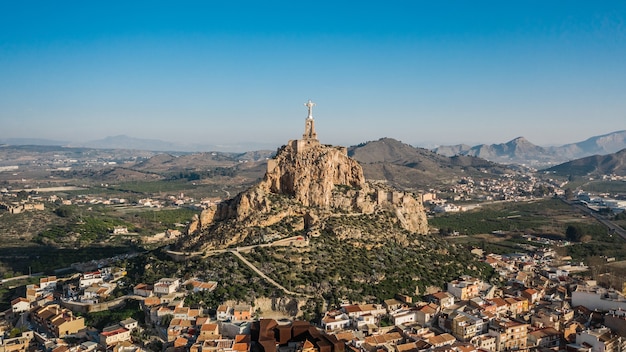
[304,100,315,119]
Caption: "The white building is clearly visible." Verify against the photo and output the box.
[321,312,350,331]
[392,310,417,326]
[573,328,622,352]
[216,305,233,321]
[434,204,462,213]
[79,271,104,288]
[99,326,131,347]
[572,286,626,312]
[11,297,30,314]
[154,278,180,296]
[120,318,138,331]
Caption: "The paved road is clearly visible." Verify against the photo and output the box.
[561,198,626,240]
[1,272,44,284]
[166,235,307,258]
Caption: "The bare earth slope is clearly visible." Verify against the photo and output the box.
[349,137,511,190]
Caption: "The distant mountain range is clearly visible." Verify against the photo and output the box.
[433,130,626,168]
[73,135,280,153]
[1,135,278,153]
[0,138,70,146]
[4,130,625,170]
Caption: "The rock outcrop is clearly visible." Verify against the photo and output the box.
[265,143,365,207]
[179,103,428,251]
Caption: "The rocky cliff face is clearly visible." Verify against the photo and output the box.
[265,142,365,207]
[180,139,428,251]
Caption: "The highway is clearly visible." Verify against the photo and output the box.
[561,198,626,241]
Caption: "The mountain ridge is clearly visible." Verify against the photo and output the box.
[546,148,626,177]
[433,130,626,167]
[348,137,514,190]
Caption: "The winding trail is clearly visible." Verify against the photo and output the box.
[230,250,311,298]
[166,236,312,298]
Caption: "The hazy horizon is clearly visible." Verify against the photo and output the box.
[4,129,626,154]
[2,2,625,149]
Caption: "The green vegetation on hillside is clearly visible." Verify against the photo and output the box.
[431,198,626,262]
[136,208,199,229]
[123,251,278,308]
[0,246,135,275]
[83,300,144,330]
[243,222,494,304]
[166,168,237,181]
[37,216,130,244]
[429,198,573,236]
[116,180,200,194]
[581,181,626,194]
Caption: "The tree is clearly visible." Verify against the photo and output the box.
[16,190,29,200]
[54,206,73,218]
[566,225,582,242]
[564,188,574,200]
[160,314,173,327]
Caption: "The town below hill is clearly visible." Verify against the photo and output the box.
[5,231,626,351]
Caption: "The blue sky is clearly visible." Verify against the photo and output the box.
[1,1,625,151]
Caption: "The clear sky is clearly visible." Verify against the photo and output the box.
[1,1,625,151]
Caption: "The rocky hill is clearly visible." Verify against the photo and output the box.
[433,130,626,167]
[348,138,513,190]
[545,148,626,177]
[557,131,626,160]
[178,120,428,251]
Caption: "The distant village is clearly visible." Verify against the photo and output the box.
[3,171,626,218]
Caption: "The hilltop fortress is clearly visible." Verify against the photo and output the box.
[180,101,428,251]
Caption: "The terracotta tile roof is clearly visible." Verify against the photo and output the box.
[174,337,188,348]
[419,305,437,314]
[343,305,361,313]
[529,327,561,338]
[364,332,403,345]
[333,331,355,342]
[174,307,189,314]
[396,342,418,352]
[201,323,218,332]
[303,340,314,349]
[233,342,249,351]
[433,292,452,300]
[235,335,251,343]
[489,298,508,307]
[101,327,128,337]
[427,333,456,346]
[143,297,161,306]
[11,297,29,305]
